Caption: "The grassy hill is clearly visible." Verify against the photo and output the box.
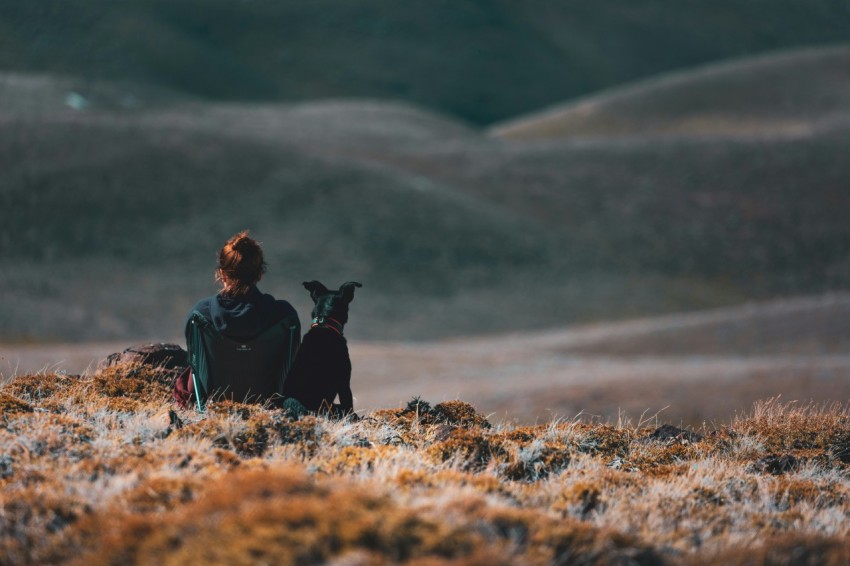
[491,45,850,139]
[1,365,849,564]
[3,48,850,342]
[2,1,850,124]
[557,293,850,357]
[0,100,549,341]
[393,121,850,302]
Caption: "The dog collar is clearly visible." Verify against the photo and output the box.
[311,316,345,336]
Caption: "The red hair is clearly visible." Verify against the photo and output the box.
[216,230,267,297]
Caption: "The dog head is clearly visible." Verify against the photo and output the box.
[303,281,362,325]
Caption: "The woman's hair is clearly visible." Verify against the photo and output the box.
[216,230,267,297]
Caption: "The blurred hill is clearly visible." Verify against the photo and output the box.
[0,76,555,340]
[491,45,850,139]
[2,43,850,342]
[2,0,850,124]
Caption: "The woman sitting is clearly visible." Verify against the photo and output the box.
[183,231,300,406]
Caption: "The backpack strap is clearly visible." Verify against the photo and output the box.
[282,312,301,384]
[188,311,211,412]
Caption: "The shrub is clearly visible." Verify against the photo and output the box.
[66,466,492,565]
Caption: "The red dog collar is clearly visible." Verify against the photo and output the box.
[311,316,344,336]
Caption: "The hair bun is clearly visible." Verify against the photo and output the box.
[217,230,267,296]
[232,236,251,252]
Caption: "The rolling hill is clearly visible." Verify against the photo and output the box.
[2,0,850,124]
[490,45,850,139]
[0,98,550,341]
[2,44,850,343]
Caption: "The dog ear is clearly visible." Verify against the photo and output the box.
[339,281,362,303]
[302,280,329,303]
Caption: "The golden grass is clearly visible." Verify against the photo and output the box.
[1,363,848,564]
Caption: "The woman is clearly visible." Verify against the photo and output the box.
[182,231,300,405]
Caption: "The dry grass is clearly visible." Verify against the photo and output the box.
[1,363,849,564]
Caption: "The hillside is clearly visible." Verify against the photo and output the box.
[3,1,850,124]
[556,293,850,357]
[491,45,850,139]
[389,121,850,300]
[0,98,548,341]
[1,364,849,564]
[3,57,850,342]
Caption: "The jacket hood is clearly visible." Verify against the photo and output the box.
[209,286,277,338]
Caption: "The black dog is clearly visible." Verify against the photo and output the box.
[282,280,361,416]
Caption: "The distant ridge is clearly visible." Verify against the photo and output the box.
[3,62,850,342]
[3,1,850,124]
[491,45,850,140]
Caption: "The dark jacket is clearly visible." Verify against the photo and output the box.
[184,286,299,342]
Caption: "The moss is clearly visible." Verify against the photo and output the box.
[205,400,256,420]
[501,442,571,482]
[120,476,200,513]
[272,415,323,455]
[700,534,850,565]
[213,448,242,469]
[573,424,632,457]
[772,478,847,508]
[322,446,393,474]
[1,373,75,402]
[691,487,726,507]
[172,419,225,443]
[395,399,491,430]
[427,428,500,472]
[88,363,173,400]
[217,414,273,458]
[103,397,141,413]
[628,442,703,471]
[67,467,493,565]
[476,507,662,565]
[433,401,491,429]
[0,393,33,416]
[555,480,603,517]
[1,485,89,564]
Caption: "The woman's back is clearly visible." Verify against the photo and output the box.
[184,231,300,407]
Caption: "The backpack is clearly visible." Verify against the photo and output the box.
[182,310,300,412]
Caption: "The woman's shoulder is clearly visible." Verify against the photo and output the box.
[253,287,299,323]
[187,296,215,320]
[272,298,299,323]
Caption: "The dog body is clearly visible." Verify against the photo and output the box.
[282,281,361,415]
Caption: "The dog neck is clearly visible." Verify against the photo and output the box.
[311,316,345,336]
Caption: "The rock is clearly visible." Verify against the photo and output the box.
[749,454,799,475]
[98,343,187,372]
